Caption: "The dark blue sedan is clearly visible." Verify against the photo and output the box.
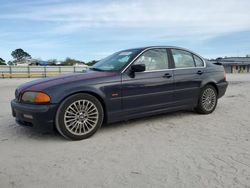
[11,46,228,140]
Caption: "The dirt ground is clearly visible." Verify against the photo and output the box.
[0,74,250,188]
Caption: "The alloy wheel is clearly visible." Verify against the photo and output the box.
[64,100,99,136]
[201,88,216,112]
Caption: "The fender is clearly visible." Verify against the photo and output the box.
[200,69,224,89]
[200,78,217,89]
[48,85,106,104]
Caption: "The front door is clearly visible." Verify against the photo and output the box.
[121,48,174,115]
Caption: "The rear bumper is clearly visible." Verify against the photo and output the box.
[11,100,58,131]
[217,81,228,98]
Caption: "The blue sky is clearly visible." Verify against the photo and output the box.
[0,0,250,62]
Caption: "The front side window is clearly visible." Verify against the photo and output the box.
[171,49,195,68]
[133,49,168,71]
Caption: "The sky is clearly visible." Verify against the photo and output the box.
[0,0,250,62]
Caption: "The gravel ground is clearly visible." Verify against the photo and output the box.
[0,74,250,188]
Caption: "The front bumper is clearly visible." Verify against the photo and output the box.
[217,81,228,98]
[11,99,58,131]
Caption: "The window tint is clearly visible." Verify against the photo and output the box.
[193,55,204,67]
[134,49,168,71]
[171,49,195,68]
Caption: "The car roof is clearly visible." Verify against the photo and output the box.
[125,46,191,51]
[124,46,204,59]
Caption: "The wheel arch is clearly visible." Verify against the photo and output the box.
[201,81,218,95]
[57,89,108,124]
[196,81,218,114]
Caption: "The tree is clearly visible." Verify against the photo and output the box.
[7,61,14,65]
[86,60,97,66]
[11,48,31,63]
[64,57,85,66]
[48,59,58,65]
[0,57,5,65]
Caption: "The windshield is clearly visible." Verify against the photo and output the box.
[90,49,140,72]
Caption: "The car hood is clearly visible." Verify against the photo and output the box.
[17,70,118,93]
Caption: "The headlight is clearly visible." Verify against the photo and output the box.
[22,91,51,103]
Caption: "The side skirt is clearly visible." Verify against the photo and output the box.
[107,105,193,124]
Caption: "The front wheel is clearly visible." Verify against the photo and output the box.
[55,93,104,140]
[196,85,218,114]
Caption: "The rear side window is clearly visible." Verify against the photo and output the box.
[193,55,204,67]
[171,49,195,68]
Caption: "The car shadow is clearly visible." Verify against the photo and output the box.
[7,122,65,142]
[100,110,195,131]
[8,110,195,141]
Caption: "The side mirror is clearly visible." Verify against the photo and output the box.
[131,64,145,72]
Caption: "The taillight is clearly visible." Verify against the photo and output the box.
[224,70,226,81]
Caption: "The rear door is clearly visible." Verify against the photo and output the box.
[121,48,174,115]
[170,48,205,106]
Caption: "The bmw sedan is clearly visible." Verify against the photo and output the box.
[11,46,228,140]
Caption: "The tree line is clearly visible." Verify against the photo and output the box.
[0,48,97,66]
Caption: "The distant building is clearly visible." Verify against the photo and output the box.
[209,57,250,73]
[38,61,49,66]
[16,62,30,66]
[74,62,88,67]
[16,58,38,66]
[55,61,64,66]
[28,60,48,66]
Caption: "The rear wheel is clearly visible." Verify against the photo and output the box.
[196,85,217,114]
[55,93,104,140]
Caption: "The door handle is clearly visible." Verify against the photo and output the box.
[197,70,203,75]
[163,73,172,78]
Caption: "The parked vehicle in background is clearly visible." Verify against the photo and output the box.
[11,46,228,140]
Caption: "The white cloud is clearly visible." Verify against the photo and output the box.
[1,0,250,60]
[1,0,250,40]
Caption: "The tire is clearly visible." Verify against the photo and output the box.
[55,93,104,140]
[196,85,218,114]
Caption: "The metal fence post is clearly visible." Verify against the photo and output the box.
[59,66,61,74]
[73,66,76,73]
[28,66,30,78]
[9,66,12,78]
[44,66,46,77]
